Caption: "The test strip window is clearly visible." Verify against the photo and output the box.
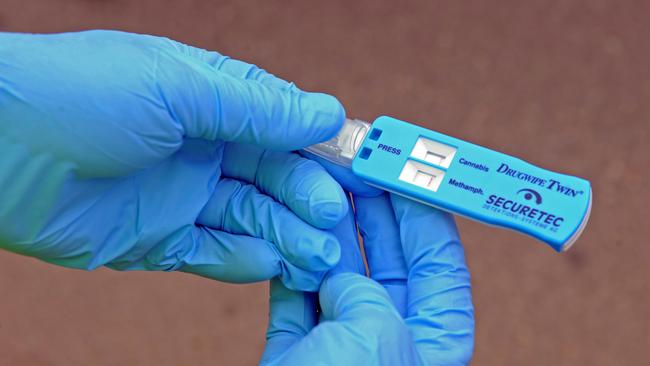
[411,137,457,168]
[399,160,445,192]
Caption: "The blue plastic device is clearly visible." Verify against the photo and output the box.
[306,116,592,251]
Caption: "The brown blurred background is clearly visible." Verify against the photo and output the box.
[0,0,648,365]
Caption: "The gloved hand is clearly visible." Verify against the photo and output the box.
[0,30,348,291]
[261,193,474,365]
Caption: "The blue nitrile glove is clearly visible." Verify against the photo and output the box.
[0,30,349,291]
[261,193,474,365]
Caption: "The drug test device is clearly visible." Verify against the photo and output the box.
[305,116,592,252]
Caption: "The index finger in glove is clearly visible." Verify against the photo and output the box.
[167,39,294,90]
[390,194,474,365]
[222,145,348,229]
